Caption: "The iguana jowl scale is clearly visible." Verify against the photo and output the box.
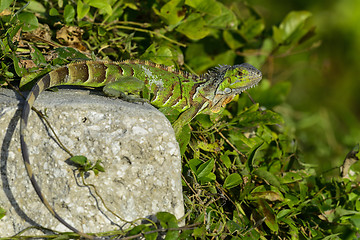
[20,59,262,239]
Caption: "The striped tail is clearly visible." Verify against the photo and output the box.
[20,73,99,240]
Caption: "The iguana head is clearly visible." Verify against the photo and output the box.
[217,63,262,94]
[208,63,262,112]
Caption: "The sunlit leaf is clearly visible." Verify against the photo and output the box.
[88,0,112,15]
[0,0,13,12]
[49,8,59,16]
[159,0,186,25]
[27,1,45,13]
[176,13,210,40]
[253,169,284,192]
[54,47,90,60]
[239,17,265,40]
[273,11,312,45]
[18,12,39,31]
[69,155,88,166]
[223,30,245,50]
[237,105,284,127]
[30,45,46,66]
[197,159,215,180]
[223,173,242,189]
[0,208,6,219]
[64,4,75,23]
[11,53,27,77]
[258,199,279,232]
[203,2,237,28]
[156,212,179,239]
[198,141,223,152]
[185,0,221,16]
[250,190,284,202]
[77,0,90,20]
[178,124,191,155]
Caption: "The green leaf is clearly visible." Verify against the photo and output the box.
[26,1,45,13]
[196,159,215,180]
[141,44,177,66]
[144,231,158,240]
[350,214,360,229]
[156,212,179,239]
[223,30,245,50]
[178,124,191,155]
[94,161,105,172]
[188,158,202,173]
[54,47,90,60]
[223,173,242,189]
[273,11,312,45]
[194,114,213,129]
[257,170,276,187]
[19,66,53,89]
[88,0,112,15]
[0,208,6,219]
[69,155,88,166]
[159,0,186,25]
[356,197,360,211]
[246,141,263,172]
[178,229,193,239]
[198,141,222,153]
[239,17,265,40]
[237,105,284,127]
[176,13,210,40]
[49,8,59,16]
[0,0,13,13]
[226,220,242,233]
[185,44,236,73]
[185,0,221,16]
[280,171,303,184]
[128,225,147,236]
[256,81,291,109]
[30,45,46,66]
[354,144,360,159]
[276,209,292,220]
[253,169,285,192]
[64,4,75,23]
[157,212,178,228]
[203,2,237,28]
[159,107,181,123]
[250,190,284,202]
[258,199,279,232]
[245,37,273,67]
[18,12,39,32]
[193,225,206,238]
[77,0,90,20]
[11,53,27,77]
[220,152,231,168]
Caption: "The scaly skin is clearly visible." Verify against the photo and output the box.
[20,59,262,239]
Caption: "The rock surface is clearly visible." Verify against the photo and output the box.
[0,88,183,236]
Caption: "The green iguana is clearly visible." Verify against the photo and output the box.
[20,59,262,239]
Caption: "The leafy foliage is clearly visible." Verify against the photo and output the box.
[0,0,359,239]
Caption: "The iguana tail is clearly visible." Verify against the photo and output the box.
[20,72,99,240]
